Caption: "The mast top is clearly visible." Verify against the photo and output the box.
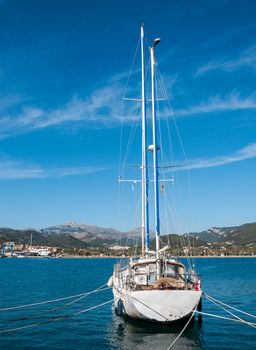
[152,38,161,48]
[141,23,144,37]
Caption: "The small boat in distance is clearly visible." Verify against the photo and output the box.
[108,25,202,323]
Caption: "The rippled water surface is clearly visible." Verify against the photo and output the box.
[0,257,255,349]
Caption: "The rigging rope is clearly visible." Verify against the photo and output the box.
[156,65,195,267]
[117,35,141,250]
[119,34,140,176]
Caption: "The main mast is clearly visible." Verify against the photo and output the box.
[141,25,149,256]
[150,37,161,276]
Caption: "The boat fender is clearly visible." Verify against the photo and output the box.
[107,276,113,287]
[116,299,124,316]
[197,298,202,312]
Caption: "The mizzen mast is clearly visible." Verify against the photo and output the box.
[141,24,149,256]
[150,37,161,276]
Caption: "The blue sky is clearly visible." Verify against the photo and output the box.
[0,0,256,233]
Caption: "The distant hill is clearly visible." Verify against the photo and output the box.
[219,222,256,245]
[0,221,255,249]
[0,228,88,249]
[188,226,236,243]
[188,222,256,245]
[41,222,155,247]
[41,222,123,245]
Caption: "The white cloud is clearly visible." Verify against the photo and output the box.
[195,46,256,76]
[175,92,256,116]
[1,90,256,138]
[1,143,255,179]
[1,64,256,140]
[0,158,108,180]
[179,143,256,170]
[0,75,141,139]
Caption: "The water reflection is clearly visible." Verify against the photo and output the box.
[107,307,203,350]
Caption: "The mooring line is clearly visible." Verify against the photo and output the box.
[195,310,256,327]
[129,294,170,322]
[166,297,200,350]
[10,286,110,322]
[166,309,196,350]
[130,292,200,350]
[204,294,256,329]
[0,299,113,335]
[0,283,108,312]
[204,293,256,320]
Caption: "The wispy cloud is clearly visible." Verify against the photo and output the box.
[195,46,256,76]
[0,157,108,180]
[178,143,256,170]
[0,94,25,113]
[0,74,141,139]
[1,89,256,138]
[175,92,256,116]
[1,62,256,139]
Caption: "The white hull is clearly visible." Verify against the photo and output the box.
[113,287,202,323]
[37,249,51,257]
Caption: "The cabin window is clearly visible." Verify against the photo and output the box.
[134,264,147,274]
[148,263,156,272]
[147,264,156,284]
[166,264,178,278]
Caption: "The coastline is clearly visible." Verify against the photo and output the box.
[2,255,255,259]
[51,255,256,259]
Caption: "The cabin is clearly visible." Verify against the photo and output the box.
[114,258,198,291]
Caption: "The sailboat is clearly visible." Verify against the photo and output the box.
[108,25,202,323]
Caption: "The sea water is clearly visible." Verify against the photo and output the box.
[0,257,255,349]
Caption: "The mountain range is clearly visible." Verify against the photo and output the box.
[0,221,255,248]
[186,223,256,245]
